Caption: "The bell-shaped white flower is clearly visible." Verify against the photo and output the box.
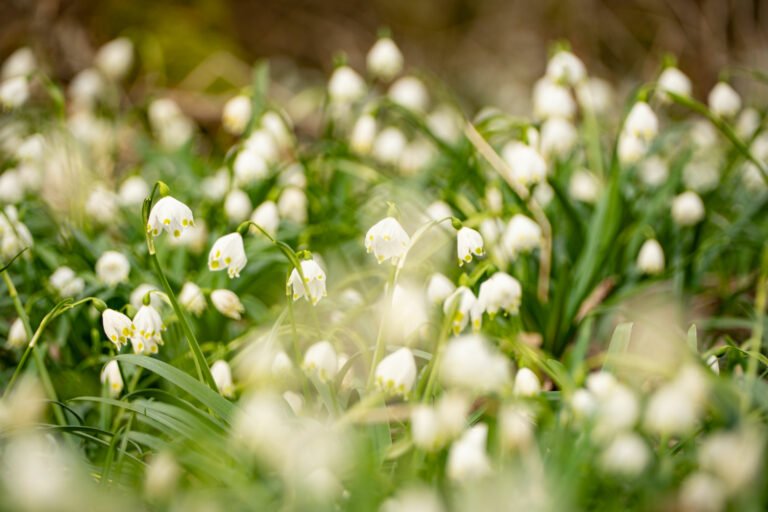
[569,169,601,203]
[375,347,417,395]
[737,108,761,138]
[513,367,541,397]
[546,50,586,85]
[658,66,691,99]
[100,360,124,397]
[443,286,482,333]
[350,114,377,154]
[679,472,727,512]
[7,318,27,348]
[425,200,453,224]
[261,111,292,151]
[328,66,366,104]
[250,200,279,238]
[411,393,468,451]
[287,259,327,305]
[500,405,535,452]
[600,433,650,477]
[131,305,164,355]
[644,383,699,436]
[367,37,403,80]
[244,129,278,164]
[179,282,206,316]
[427,273,456,305]
[277,187,307,224]
[501,142,547,186]
[671,191,705,226]
[95,38,133,80]
[130,283,166,311]
[302,340,338,381]
[372,127,407,165]
[211,360,235,397]
[0,169,23,204]
[101,308,134,349]
[0,76,29,108]
[222,95,252,135]
[637,239,664,275]
[147,196,194,239]
[69,68,104,108]
[201,169,230,202]
[639,156,668,187]
[224,189,252,224]
[440,334,510,393]
[533,78,575,120]
[234,148,268,187]
[618,132,647,164]
[388,76,429,112]
[2,47,36,79]
[708,82,741,117]
[118,176,149,206]
[576,77,613,114]
[456,227,484,266]
[365,217,410,265]
[502,214,541,257]
[49,266,84,298]
[96,251,130,286]
[477,272,522,317]
[85,185,119,226]
[447,424,492,481]
[208,232,247,278]
[624,101,658,141]
[211,289,245,320]
[540,118,578,157]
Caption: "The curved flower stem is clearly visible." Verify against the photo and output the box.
[237,220,309,290]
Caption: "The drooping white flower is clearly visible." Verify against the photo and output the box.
[427,273,456,305]
[477,272,522,316]
[540,118,578,157]
[234,148,268,187]
[2,47,36,79]
[546,50,586,85]
[683,161,720,193]
[222,95,252,135]
[7,318,27,348]
[95,251,130,286]
[49,266,84,298]
[16,134,45,163]
[447,424,492,481]
[533,78,575,120]
[593,383,640,438]
[600,433,650,477]
[277,187,307,224]
[388,76,429,112]
[375,347,417,395]
[372,127,407,165]
[443,286,482,333]
[440,334,510,393]
[671,191,705,226]
[576,77,613,115]
[179,282,206,316]
[147,196,195,239]
[261,111,292,151]
[624,101,658,141]
[570,389,597,419]
[658,66,691,99]
[736,107,761,138]
[500,405,535,451]
[69,68,105,108]
[678,472,727,512]
[427,105,463,144]
[0,76,29,109]
[118,176,150,206]
[638,155,668,187]
[328,66,366,104]
[514,367,541,397]
[287,259,327,305]
[637,239,664,275]
[208,232,247,278]
[456,227,484,266]
[244,129,279,164]
[501,142,547,186]
[224,189,252,224]
[644,382,699,436]
[699,428,764,494]
[211,360,235,397]
[131,305,164,355]
[708,82,741,117]
[95,38,133,80]
[0,169,23,203]
[211,289,245,320]
[350,114,377,153]
[365,217,410,265]
[367,37,404,80]
[617,133,647,164]
[302,340,338,381]
[85,185,119,225]
[101,309,134,349]
[502,214,541,257]
[250,200,279,238]
[425,200,453,224]
[202,168,230,202]
[100,360,124,397]
[569,170,601,203]
[411,393,469,451]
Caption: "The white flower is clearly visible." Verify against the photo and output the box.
[737,107,761,138]
[350,114,377,153]
[224,189,252,223]
[49,266,84,297]
[375,347,417,395]
[624,102,658,141]
[211,289,245,320]
[593,383,640,438]
[208,232,247,278]
[365,217,410,264]
[576,77,613,114]
[179,282,206,316]
[513,367,541,397]
[569,170,601,203]
[147,196,195,239]
[388,76,429,112]
[234,148,268,186]
[699,429,764,494]
[411,393,468,451]
[244,129,278,164]
[425,200,453,224]
[500,405,535,451]
[222,95,252,135]
[683,161,720,193]
[288,259,327,305]
[0,169,23,203]
[96,251,130,286]
[85,185,119,225]
[586,371,617,398]
[570,389,597,419]
[367,37,404,80]
[372,127,407,165]
[708,82,741,117]
[0,76,29,109]
[328,66,366,104]
[427,273,456,305]
[546,50,586,85]
[2,47,36,79]
[671,191,705,226]
[600,433,649,476]
[456,227,484,266]
[100,361,124,397]
[261,111,292,151]
[440,334,510,393]
[691,120,719,148]
[658,66,691,99]
[447,424,491,481]
[171,219,208,253]
[95,38,133,80]
[202,168,230,202]
[211,360,235,397]
[443,286,482,333]
[501,142,547,186]
[540,118,578,157]
[477,272,522,316]
[144,452,181,500]
[118,176,149,206]
[679,472,727,512]
[16,134,45,163]
[644,383,699,436]
[250,200,279,238]
[380,488,445,512]
[400,139,435,175]
[277,187,307,224]
[618,133,647,164]
[533,78,575,119]
[302,340,338,381]
[101,309,134,349]
[637,239,664,275]
[131,305,164,354]
[502,214,541,256]
[7,318,27,348]
[639,156,668,187]
[69,68,104,108]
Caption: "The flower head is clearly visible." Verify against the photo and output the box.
[95,38,133,80]
[388,76,429,112]
[179,282,206,316]
[546,50,586,85]
[477,272,522,317]
[375,347,417,396]
[100,361,124,397]
[456,227,484,266]
[624,102,658,141]
[50,266,84,298]
[131,305,164,355]
[502,214,541,257]
[208,233,247,278]
[637,239,665,275]
[367,37,403,80]
[147,196,194,239]
[440,334,510,393]
[513,368,541,397]
[427,273,456,305]
[7,318,27,348]
[671,191,705,226]
[102,309,134,349]
[288,258,327,305]
[211,289,245,320]
[708,82,741,117]
[211,360,235,397]
[365,217,410,265]
[658,66,691,99]
[95,251,130,286]
[328,66,365,104]
[302,340,338,381]
[447,424,491,481]
[222,95,252,135]
[501,142,547,186]
[443,286,482,333]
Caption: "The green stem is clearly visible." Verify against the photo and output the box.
[367,266,397,389]
[744,245,768,412]
[422,300,458,400]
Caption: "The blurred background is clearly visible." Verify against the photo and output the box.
[2,0,767,115]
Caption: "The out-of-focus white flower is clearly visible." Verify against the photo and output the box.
[428,105,463,144]
[502,214,541,257]
[570,388,597,419]
[7,318,27,348]
[639,155,668,187]
[234,148,268,186]
[102,309,134,349]
[381,487,446,512]
[576,77,613,115]
[279,163,307,189]
[513,367,541,397]
[375,347,417,395]
[144,451,180,500]
[691,120,718,148]
[69,68,104,108]
[202,168,230,202]
[389,76,429,112]
[569,170,601,203]
[618,133,647,164]
[261,111,292,151]
[443,286,482,333]
[2,47,36,79]
[149,98,195,150]
[671,191,705,226]
[546,50,586,85]
[131,305,164,354]
[479,218,503,247]
[222,95,252,135]
[350,114,377,153]
[440,334,510,393]
[600,433,649,477]
[683,161,720,193]
[224,189,252,223]
[179,282,206,316]
[447,424,492,481]
[637,239,665,275]
[118,176,149,206]
[707,354,720,374]
[477,272,522,316]
[500,405,535,451]
[244,129,279,164]
[16,134,45,163]
[171,219,208,253]
[211,289,245,320]
[586,371,617,399]
[277,187,307,224]
[272,350,294,377]
[456,227,484,266]
[328,66,366,104]
[699,428,764,494]
[400,139,435,175]
[501,142,547,187]
[389,283,428,341]
[679,472,727,512]
[372,126,407,165]
[0,207,33,259]
[0,76,29,109]
[624,102,658,141]
[147,196,195,239]
[533,78,575,119]
[250,200,280,238]
[211,360,235,397]
[708,82,741,117]
[100,360,124,397]
[49,266,84,297]
[367,37,404,80]
[658,66,691,99]
[96,250,130,286]
[365,216,410,265]
[593,383,640,438]
[427,273,456,305]
[288,258,327,305]
[233,391,293,464]
[743,162,767,191]
[85,185,119,225]
[0,169,23,203]
[302,340,338,381]
[736,107,761,138]
[411,393,468,451]
[540,118,578,157]
[425,200,453,224]
[644,381,700,436]
[95,37,133,80]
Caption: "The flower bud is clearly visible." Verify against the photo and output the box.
[658,66,691,99]
[328,66,365,104]
[211,360,235,397]
[388,76,429,112]
[211,289,245,320]
[222,95,252,135]
[546,50,586,85]
[367,37,403,81]
[179,282,206,316]
[302,340,338,381]
[513,367,541,397]
[95,38,133,80]
[637,239,665,275]
[671,191,705,226]
[7,318,27,348]
[375,347,417,395]
[708,82,741,117]
[224,189,252,224]
[100,360,124,397]
[95,251,130,286]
